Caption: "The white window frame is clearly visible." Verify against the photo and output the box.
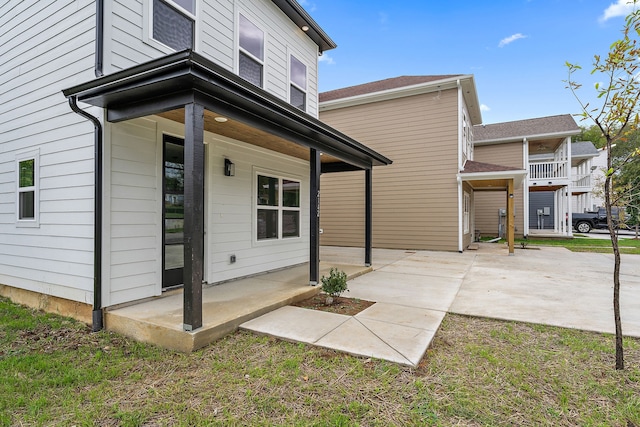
[254,170,301,242]
[462,109,473,162]
[16,149,40,228]
[144,0,198,53]
[237,12,265,88]
[463,191,470,234]
[289,53,308,111]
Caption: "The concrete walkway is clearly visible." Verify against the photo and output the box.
[241,244,640,367]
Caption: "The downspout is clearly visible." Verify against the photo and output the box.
[523,137,529,237]
[456,79,463,252]
[68,96,103,332]
[95,0,104,77]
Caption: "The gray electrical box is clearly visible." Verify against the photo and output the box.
[543,207,550,216]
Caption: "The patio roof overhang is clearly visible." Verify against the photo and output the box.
[62,49,391,172]
[457,160,527,191]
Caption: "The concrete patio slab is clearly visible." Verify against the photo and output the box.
[355,302,444,331]
[241,305,350,343]
[315,317,411,365]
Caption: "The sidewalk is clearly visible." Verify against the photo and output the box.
[241,244,640,367]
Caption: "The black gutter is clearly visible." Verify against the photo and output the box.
[68,96,103,332]
[95,0,104,77]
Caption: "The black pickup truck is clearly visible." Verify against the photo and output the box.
[572,207,627,233]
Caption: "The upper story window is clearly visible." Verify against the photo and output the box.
[239,14,264,87]
[152,0,195,51]
[290,55,307,111]
[462,110,473,162]
[16,150,39,226]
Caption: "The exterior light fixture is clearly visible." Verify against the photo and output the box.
[214,116,228,123]
[509,193,514,199]
[224,158,235,176]
[301,25,309,31]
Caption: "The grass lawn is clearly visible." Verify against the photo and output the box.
[510,235,640,255]
[1,298,639,426]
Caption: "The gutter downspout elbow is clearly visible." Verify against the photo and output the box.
[68,96,104,332]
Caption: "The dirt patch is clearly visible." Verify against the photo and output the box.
[291,293,375,316]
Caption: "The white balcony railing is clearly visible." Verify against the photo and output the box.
[529,161,568,180]
[572,173,592,189]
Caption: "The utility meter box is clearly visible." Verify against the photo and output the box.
[543,207,550,216]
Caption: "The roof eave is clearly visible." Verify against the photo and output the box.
[474,129,581,145]
[271,0,336,52]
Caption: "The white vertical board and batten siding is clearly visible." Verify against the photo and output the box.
[0,1,97,303]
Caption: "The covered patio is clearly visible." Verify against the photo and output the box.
[63,50,391,333]
[458,160,527,255]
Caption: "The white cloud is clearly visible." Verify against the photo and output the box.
[480,104,491,112]
[498,33,527,48]
[600,0,636,22]
[319,53,335,65]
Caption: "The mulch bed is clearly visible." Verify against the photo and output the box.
[291,293,375,316]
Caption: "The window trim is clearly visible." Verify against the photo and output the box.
[254,170,301,243]
[463,191,471,234]
[289,53,308,111]
[16,149,40,227]
[237,12,266,88]
[145,0,198,53]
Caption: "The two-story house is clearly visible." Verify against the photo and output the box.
[318,75,527,255]
[0,1,390,337]
[473,116,582,238]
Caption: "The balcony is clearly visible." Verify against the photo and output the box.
[529,161,567,180]
[572,173,592,193]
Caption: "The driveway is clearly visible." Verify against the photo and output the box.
[242,244,640,366]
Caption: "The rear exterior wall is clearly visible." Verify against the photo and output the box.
[319,88,460,251]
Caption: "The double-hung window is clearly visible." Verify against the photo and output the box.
[463,192,471,234]
[256,173,300,240]
[16,151,39,225]
[290,55,307,111]
[152,0,195,51]
[239,14,264,87]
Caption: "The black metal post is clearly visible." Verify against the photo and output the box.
[310,148,321,285]
[365,168,372,267]
[183,103,204,331]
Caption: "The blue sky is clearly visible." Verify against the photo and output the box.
[302,0,637,126]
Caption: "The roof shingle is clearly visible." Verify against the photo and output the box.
[319,75,462,102]
[473,114,580,142]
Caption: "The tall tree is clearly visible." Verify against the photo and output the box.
[565,2,640,370]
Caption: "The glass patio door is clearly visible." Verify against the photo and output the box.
[163,135,185,288]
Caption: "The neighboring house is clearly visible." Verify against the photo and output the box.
[318,75,526,254]
[528,141,600,229]
[473,115,582,237]
[0,1,390,333]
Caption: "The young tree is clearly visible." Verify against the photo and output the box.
[565,2,640,370]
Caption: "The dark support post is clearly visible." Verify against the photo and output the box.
[183,103,205,331]
[365,168,372,267]
[310,148,321,285]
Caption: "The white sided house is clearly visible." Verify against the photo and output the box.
[0,1,390,334]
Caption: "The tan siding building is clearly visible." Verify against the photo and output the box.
[319,76,482,251]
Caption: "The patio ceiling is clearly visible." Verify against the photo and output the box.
[62,50,391,171]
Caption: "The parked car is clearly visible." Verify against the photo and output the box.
[572,207,628,233]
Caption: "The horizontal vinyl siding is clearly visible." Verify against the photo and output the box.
[474,142,525,237]
[320,89,460,251]
[207,135,310,283]
[108,0,319,116]
[0,0,96,303]
[106,119,161,306]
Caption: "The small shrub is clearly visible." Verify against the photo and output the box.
[321,268,348,304]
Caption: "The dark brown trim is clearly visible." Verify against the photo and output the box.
[310,148,321,285]
[365,168,372,267]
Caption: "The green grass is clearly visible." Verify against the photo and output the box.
[511,236,640,254]
[1,297,639,426]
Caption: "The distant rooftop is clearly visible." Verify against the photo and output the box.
[319,75,462,102]
[572,141,600,157]
[473,114,580,142]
